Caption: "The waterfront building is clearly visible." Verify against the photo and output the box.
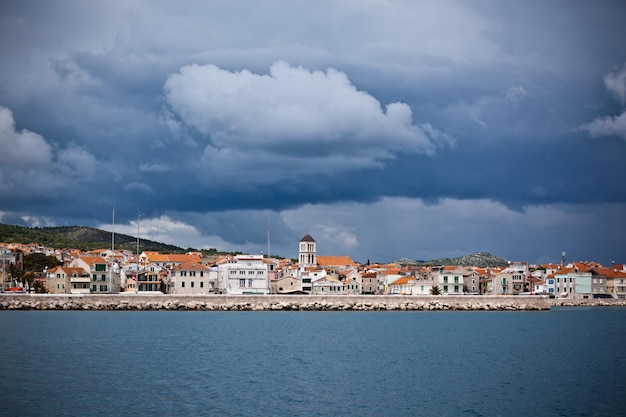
[167,261,212,294]
[135,262,166,292]
[272,275,303,294]
[600,267,626,299]
[69,256,120,294]
[46,266,91,294]
[359,271,378,294]
[492,262,529,295]
[343,277,360,294]
[429,266,466,294]
[411,278,438,295]
[388,276,417,295]
[218,254,269,295]
[311,275,343,294]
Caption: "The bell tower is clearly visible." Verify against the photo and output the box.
[298,234,316,269]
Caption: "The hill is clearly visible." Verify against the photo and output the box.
[0,223,186,253]
[397,252,509,267]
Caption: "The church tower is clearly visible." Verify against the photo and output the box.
[299,234,317,269]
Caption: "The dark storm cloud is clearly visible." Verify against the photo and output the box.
[1,0,625,263]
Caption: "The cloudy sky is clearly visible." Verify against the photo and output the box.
[1,0,625,264]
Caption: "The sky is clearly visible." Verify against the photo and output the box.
[1,0,625,265]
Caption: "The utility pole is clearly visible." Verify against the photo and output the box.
[136,211,141,293]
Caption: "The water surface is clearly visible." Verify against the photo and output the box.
[1,308,624,416]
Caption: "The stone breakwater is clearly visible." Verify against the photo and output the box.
[2,294,624,311]
[0,294,565,311]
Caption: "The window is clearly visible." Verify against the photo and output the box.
[444,276,448,283]
[190,271,196,277]
[454,285,459,293]
[191,281,194,288]
[200,271,204,277]
[443,285,448,292]
[171,271,175,277]
[92,285,96,291]
[181,282,185,288]
[181,271,187,277]
[249,271,254,275]
[92,275,97,281]
[454,276,459,283]
[101,274,106,281]
[248,279,253,287]
[239,279,245,287]
[200,282,204,288]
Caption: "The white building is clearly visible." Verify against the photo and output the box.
[218,255,269,295]
[167,261,212,294]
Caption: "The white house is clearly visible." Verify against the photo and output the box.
[218,254,269,295]
[167,260,212,294]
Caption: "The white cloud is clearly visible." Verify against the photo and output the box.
[604,64,626,105]
[164,61,452,154]
[98,215,236,252]
[580,111,626,140]
[96,198,625,265]
[581,64,626,140]
[0,106,53,168]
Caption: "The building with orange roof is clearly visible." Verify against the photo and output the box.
[166,260,212,294]
[589,267,626,299]
[388,276,417,295]
[310,275,343,295]
[46,266,91,294]
[359,271,378,294]
[67,255,120,293]
[428,266,468,295]
[554,265,609,299]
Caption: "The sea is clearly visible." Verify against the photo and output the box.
[1,307,625,417]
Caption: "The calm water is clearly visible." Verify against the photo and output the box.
[1,308,625,417]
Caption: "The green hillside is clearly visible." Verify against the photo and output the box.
[0,223,186,253]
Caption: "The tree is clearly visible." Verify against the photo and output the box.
[430,285,442,295]
[24,253,62,273]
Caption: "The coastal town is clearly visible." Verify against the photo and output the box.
[2,234,625,301]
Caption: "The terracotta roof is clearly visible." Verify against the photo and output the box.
[316,255,356,267]
[79,256,107,265]
[171,261,209,271]
[390,277,416,285]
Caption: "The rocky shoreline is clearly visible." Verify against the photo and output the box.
[2,293,622,311]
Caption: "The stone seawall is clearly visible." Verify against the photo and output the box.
[0,294,562,311]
